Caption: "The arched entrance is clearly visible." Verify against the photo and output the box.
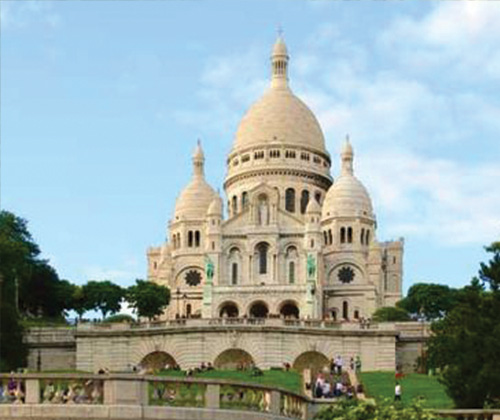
[293,351,330,376]
[280,301,300,319]
[139,351,177,371]
[219,302,239,318]
[249,301,269,318]
[214,349,254,370]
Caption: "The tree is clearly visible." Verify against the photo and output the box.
[82,280,124,319]
[372,306,410,322]
[397,283,457,320]
[479,242,500,291]
[427,244,500,408]
[126,280,170,321]
[314,398,439,420]
[71,285,87,320]
[0,210,38,370]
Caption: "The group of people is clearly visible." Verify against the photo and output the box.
[185,362,215,376]
[0,375,24,403]
[313,373,357,399]
[310,354,363,399]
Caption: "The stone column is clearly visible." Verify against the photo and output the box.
[270,390,280,415]
[25,379,40,404]
[205,384,220,409]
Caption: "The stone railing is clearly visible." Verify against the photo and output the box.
[434,410,500,420]
[0,373,308,420]
[77,317,388,332]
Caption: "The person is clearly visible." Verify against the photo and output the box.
[335,355,343,375]
[395,382,402,401]
[335,380,343,397]
[314,374,325,398]
[350,357,355,371]
[355,355,362,373]
[322,380,332,398]
[330,358,336,375]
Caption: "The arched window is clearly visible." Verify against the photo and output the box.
[195,231,200,247]
[285,188,296,212]
[242,192,248,210]
[177,233,181,248]
[354,310,360,320]
[342,301,349,320]
[340,227,346,244]
[186,304,192,318]
[188,231,193,247]
[366,230,370,245]
[323,231,328,245]
[257,243,269,274]
[300,190,310,214]
[289,261,295,284]
[315,191,321,204]
[232,196,238,215]
[172,235,177,249]
[231,263,238,285]
[360,228,365,245]
[347,227,353,243]
[228,247,241,285]
[328,230,333,245]
[310,239,314,248]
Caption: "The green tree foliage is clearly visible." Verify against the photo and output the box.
[126,279,170,320]
[479,242,500,291]
[314,398,439,420]
[427,244,500,408]
[71,285,87,319]
[372,306,411,322]
[0,210,39,370]
[397,283,457,320]
[82,280,124,319]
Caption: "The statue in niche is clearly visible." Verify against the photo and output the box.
[205,256,214,284]
[307,254,316,278]
[258,196,269,225]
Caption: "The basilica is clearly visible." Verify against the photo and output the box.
[147,36,403,322]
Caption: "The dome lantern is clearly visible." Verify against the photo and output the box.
[271,33,289,90]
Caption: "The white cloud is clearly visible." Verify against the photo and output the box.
[0,1,61,30]
[379,2,500,82]
[357,152,500,246]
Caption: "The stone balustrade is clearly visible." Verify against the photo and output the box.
[1,373,499,420]
[434,410,500,420]
[77,317,386,332]
[0,373,307,420]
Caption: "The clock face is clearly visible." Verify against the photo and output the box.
[185,270,201,287]
[338,266,355,284]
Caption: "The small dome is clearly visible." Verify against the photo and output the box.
[174,178,216,221]
[322,139,374,220]
[207,195,223,216]
[322,176,373,219]
[173,141,217,221]
[306,198,321,214]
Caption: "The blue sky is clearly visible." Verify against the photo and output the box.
[1,0,499,293]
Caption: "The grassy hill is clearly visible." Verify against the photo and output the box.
[359,371,454,409]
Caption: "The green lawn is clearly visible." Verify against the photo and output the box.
[359,371,454,409]
[156,369,303,394]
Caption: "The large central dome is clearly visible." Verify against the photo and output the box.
[231,36,327,155]
[233,87,326,153]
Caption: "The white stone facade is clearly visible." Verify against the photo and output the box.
[147,36,403,322]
